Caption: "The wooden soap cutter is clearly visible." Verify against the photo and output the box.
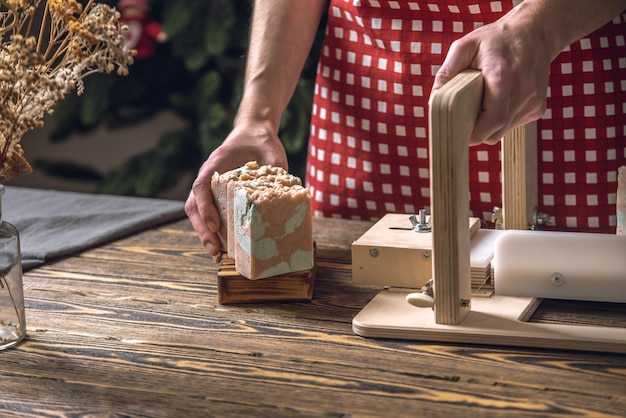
[352,70,626,354]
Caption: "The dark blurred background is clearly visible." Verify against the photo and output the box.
[13,0,325,200]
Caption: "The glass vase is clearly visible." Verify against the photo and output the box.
[0,185,26,350]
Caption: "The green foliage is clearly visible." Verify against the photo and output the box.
[44,0,322,197]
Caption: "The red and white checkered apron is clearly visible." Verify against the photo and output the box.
[306,0,626,233]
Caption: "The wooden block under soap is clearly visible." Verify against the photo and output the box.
[217,256,316,304]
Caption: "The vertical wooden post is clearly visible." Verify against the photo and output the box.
[428,70,483,325]
[501,123,538,230]
[618,166,626,235]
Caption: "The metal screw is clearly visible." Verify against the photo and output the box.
[491,206,503,230]
[369,248,379,257]
[409,209,431,232]
[530,207,552,230]
[550,273,564,286]
[421,251,431,261]
[536,212,551,225]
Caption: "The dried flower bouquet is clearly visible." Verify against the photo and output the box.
[0,0,134,182]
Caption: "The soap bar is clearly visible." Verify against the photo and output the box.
[233,179,314,279]
[211,161,300,255]
[211,162,258,250]
[212,161,313,280]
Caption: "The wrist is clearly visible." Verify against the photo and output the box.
[234,94,282,134]
[511,0,626,60]
[505,1,565,61]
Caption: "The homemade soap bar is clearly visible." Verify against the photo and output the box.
[211,161,262,250]
[211,161,300,254]
[212,161,314,280]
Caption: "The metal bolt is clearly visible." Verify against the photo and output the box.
[409,209,431,233]
[369,248,379,257]
[550,273,564,286]
[536,212,551,225]
[491,206,503,230]
[531,207,552,230]
[419,209,427,224]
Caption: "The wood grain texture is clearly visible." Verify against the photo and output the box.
[429,70,483,324]
[0,218,623,417]
[501,122,538,230]
[217,255,315,304]
[352,215,481,288]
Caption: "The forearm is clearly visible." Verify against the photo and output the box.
[236,0,327,133]
[508,0,626,60]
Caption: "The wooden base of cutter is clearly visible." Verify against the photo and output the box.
[352,290,626,354]
[217,256,316,304]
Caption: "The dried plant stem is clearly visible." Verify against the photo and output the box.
[0,0,134,181]
[36,1,49,54]
[0,274,22,328]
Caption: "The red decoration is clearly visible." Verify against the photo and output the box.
[118,0,167,60]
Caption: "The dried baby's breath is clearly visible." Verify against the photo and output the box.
[0,0,135,182]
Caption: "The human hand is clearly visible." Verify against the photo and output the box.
[431,7,552,145]
[185,122,288,262]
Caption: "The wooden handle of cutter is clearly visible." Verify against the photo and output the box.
[428,70,483,324]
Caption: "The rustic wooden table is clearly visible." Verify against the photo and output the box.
[2,217,625,417]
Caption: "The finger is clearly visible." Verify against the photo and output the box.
[470,102,509,145]
[476,88,547,145]
[469,66,513,145]
[191,170,221,234]
[431,38,479,93]
[510,90,548,128]
[185,191,223,263]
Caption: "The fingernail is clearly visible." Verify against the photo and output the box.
[208,222,217,233]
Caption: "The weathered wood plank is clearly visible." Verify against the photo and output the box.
[4,325,626,417]
[0,217,623,417]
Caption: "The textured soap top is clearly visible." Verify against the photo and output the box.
[223,161,300,184]
[240,180,307,204]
